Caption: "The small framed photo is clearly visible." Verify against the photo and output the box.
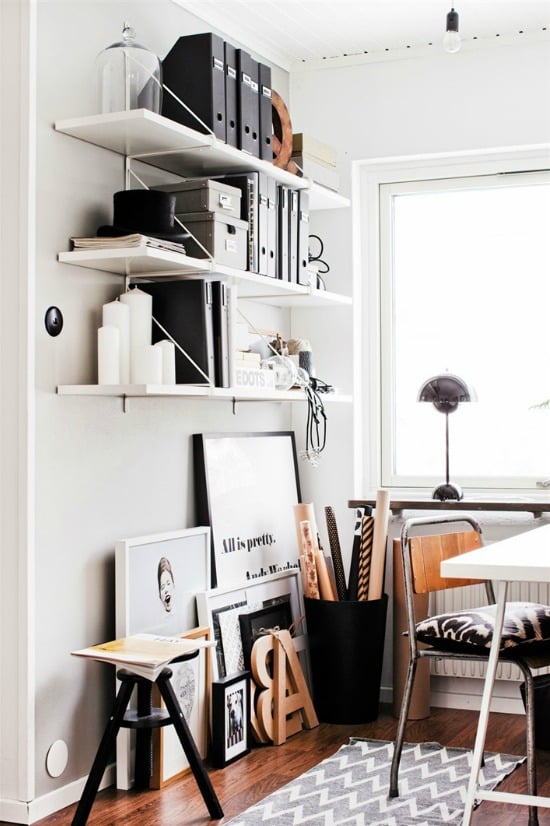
[211,671,250,768]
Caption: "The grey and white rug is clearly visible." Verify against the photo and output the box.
[227,738,524,825]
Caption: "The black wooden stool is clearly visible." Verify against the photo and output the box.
[72,656,223,825]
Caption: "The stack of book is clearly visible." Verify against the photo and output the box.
[290,133,340,192]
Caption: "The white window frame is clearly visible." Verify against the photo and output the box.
[352,144,550,496]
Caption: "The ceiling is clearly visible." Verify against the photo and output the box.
[171,0,550,71]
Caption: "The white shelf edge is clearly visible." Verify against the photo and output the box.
[308,183,351,210]
[57,250,352,306]
[54,109,349,209]
[56,384,353,403]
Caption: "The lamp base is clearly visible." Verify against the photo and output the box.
[432,482,463,501]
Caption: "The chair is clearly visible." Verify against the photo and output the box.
[389,515,550,826]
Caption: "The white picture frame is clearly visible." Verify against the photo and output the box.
[115,526,211,790]
[196,570,307,682]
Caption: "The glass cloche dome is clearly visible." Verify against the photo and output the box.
[96,22,162,114]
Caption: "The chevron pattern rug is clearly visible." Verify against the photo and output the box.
[227,738,524,825]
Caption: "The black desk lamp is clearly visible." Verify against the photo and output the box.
[418,373,474,501]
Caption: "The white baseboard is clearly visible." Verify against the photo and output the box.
[0,764,115,825]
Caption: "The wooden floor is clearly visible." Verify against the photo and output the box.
[11,704,550,826]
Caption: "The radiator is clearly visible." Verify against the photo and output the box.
[430,581,550,681]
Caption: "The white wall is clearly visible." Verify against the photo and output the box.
[2,1,297,821]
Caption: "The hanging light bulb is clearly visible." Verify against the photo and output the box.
[443,7,461,53]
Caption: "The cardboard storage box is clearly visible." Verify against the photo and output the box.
[155,179,242,218]
[177,211,248,269]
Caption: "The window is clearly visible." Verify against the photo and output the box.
[359,151,550,493]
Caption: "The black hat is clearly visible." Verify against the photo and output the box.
[97,189,189,243]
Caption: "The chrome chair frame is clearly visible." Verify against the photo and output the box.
[389,515,540,826]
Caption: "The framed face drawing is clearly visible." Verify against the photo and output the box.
[193,431,302,588]
[115,526,210,790]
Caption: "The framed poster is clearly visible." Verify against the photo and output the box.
[211,672,251,768]
[115,526,211,790]
[196,569,307,681]
[193,431,302,587]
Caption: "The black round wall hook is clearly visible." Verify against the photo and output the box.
[45,306,63,337]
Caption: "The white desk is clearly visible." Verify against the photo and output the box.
[441,522,550,825]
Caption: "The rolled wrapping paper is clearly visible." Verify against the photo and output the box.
[97,325,120,384]
[294,503,319,541]
[357,514,375,601]
[102,298,130,384]
[154,340,176,384]
[325,506,348,601]
[132,344,163,384]
[298,520,320,599]
[119,288,152,382]
[367,489,391,601]
[347,506,365,601]
[314,548,337,601]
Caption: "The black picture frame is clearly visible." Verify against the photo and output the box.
[211,671,251,768]
[238,598,292,671]
[193,431,302,588]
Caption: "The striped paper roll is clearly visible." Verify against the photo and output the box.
[325,506,347,600]
[357,514,375,601]
[347,507,365,601]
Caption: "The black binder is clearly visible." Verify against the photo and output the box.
[212,281,230,387]
[162,33,226,142]
[258,62,273,162]
[214,171,268,274]
[258,179,269,277]
[288,188,299,284]
[224,41,238,148]
[297,190,310,286]
[266,176,278,278]
[277,184,290,281]
[236,49,260,157]
[143,281,215,385]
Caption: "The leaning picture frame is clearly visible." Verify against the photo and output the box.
[211,671,251,768]
[239,600,293,671]
[115,526,211,790]
[193,431,302,588]
[196,569,307,682]
[151,625,211,789]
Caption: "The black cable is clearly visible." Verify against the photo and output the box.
[308,235,330,290]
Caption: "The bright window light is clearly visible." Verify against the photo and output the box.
[380,171,550,490]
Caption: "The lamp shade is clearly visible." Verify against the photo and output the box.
[417,374,475,413]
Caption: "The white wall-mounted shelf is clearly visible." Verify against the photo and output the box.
[57,249,352,307]
[54,109,350,211]
[56,383,352,403]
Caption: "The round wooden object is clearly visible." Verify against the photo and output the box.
[271,89,293,169]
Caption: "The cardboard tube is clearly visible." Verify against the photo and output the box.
[367,490,390,601]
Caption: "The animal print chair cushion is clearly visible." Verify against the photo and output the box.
[416,602,550,656]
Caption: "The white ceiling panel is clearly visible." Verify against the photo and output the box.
[171,0,550,70]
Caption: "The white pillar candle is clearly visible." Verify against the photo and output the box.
[132,344,163,385]
[154,340,176,385]
[102,298,130,384]
[97,325,120,385]
[119,288,152,382]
